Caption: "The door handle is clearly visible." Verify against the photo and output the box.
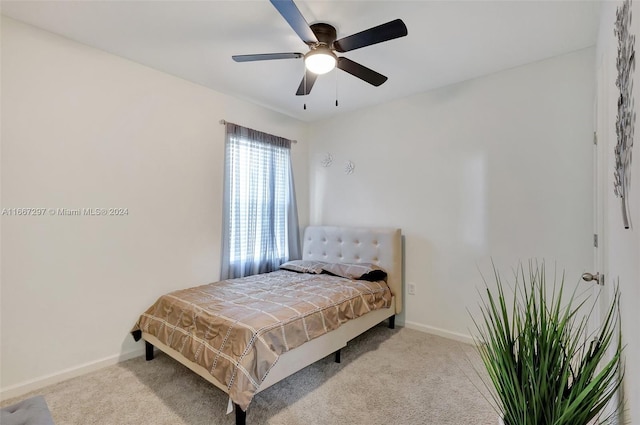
[582,272,604,285]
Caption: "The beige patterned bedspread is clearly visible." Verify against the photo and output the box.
[131,270,391,410]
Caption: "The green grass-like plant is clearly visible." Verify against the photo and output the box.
[472,261,624,425]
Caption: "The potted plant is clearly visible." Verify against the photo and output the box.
[472,261,624,425]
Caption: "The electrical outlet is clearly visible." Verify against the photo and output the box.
[408,282,416,295]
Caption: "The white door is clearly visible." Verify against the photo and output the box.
[593,51,616,326]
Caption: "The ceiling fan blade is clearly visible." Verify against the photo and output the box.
[295,70,319,96]
[334,19,408,53]
[233,53,303,62]
[270,0,318,45]
[337,57,387,86]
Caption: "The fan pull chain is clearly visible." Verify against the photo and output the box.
[335,67,339,107]
[303,61,307,111]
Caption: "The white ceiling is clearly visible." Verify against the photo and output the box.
[1,0,601,122]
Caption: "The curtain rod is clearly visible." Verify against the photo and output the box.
[219,120,297,144]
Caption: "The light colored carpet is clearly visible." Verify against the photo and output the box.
[2,325,499,424]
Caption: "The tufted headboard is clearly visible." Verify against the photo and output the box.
[302,226,403,314]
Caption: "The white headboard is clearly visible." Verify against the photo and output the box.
[302,226,403,314]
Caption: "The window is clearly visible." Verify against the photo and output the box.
[221,123,300,279]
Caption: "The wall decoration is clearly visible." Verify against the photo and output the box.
[614,0,635,229]
[344,160,355,175]
[321,153,333,168]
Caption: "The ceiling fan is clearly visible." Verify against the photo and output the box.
[232,0,408,96]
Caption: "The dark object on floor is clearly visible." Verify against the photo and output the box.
[0,395,55,425]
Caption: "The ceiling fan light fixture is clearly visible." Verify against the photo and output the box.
[305,48,337,75]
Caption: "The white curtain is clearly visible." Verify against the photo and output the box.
[221,123,301,279]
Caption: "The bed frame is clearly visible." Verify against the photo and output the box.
[141,226,403,425]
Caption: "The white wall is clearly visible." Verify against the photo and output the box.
[0,17,309,398]
[308,48,596,341]
[597,3,640,423]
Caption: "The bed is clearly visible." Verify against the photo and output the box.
[131,226,403,425]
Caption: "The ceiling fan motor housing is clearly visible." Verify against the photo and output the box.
[309,23,337,47]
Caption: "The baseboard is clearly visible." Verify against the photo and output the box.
[0,348,144,402]
[403,320,475,345]
[1,324,473,401]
